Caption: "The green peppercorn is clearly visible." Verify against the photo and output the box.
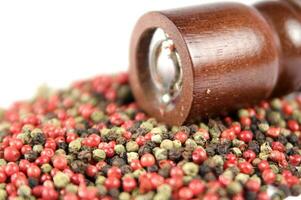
[69,139,82,152]
[93,149,106,161]
[114,144,126,154]
[65,184,78,194]
[182,162,199,176]
[119,192,131,200]
[151,134,162,143]
[41,163,52,173]
[0,189,7,200]
[0,159,6,167]
[160,139,174,150]
[53,172,70,188]
[91,110,105,122]
[126,141,139,152]
[154,148,167,161]
[96,176,106,185]
[17,185,31,197]
[227,181,242,195]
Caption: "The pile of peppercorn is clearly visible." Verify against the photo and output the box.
[0,73,301,200]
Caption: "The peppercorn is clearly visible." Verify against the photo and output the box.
[53,172,70,188]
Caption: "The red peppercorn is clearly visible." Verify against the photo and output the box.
[246,179,260,192]
[107,166,122,179]
[21,145,32,155]
[19,159,30,173]
[257,192,269,200]
[283,103,293,115]
[105,177,121,189]
[6,183,17,196]
[170,167,184,177]
[45,138,57,150]
[9,138,23,150]
[238,130,253,143]
[221,129,236,140]
[266,127,280,138]
[178,187,194,200]
[188,179,205,195]
[41,148,54,158]
[240,116,251,127]
[271,141,285,152]
[27,165,41,178]
[262,169,276,184]
[122,131,132,140]
[140,153,155,167]
[122,177,137,192]
[32,186,44,197]
[258,160,270,172]
[5,162,19,176]
[4,146,20,162]
[133,112,146,122]
[41,174,52,183]
[35,155,50,166]
[144,133,153,141]
[42,188,59,200]
[63,193,79,200]
[238,161,253,174]
[243,150,256,162]
[174,131,188,143]
[0,171,7,183]
[135,136,146,146]
[203,193,219,200]
[79,104,94,119]
[286,175,300,187]
[86,165,98,177]
[231,124,241,135]
[166,176,183,190]
[269,150,285,162]
[130,159,142,170]
[66,132,77,143]
[52,156,68,170]
[149,173,164,188]
[288,120,299,131]
[192,147,207,164]
[289,154,301,166]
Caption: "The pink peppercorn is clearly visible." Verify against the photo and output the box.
[122,177,137,192]
[238,161,253,174]
[52,156,68,170]
[105,177,121,189]
[192,147,207,164]
[262,169,276,184]
[178,187,194,200]
[107,166,122,179]
[140,153,155,167]
[174,131,188,143]
[258,160,270,172]
[189,179,205,195]
[27,165,41,178]
[243,150,256,162]
[4,146,20,162]
[238,130,253,143]
[266,127,280,138]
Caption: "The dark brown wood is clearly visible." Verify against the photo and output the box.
[255,0,301,97]
[129,0,301,126]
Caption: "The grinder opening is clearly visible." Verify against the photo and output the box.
[148,28,183,111]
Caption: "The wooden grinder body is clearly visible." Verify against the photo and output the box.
[129,0,301,125]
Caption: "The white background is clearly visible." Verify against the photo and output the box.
[0,0,259,107]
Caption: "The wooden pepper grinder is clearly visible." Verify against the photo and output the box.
[129,0,301,125]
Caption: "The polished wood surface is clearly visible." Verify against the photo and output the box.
[129,0,301,125]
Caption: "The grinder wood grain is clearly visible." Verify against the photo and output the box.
[129,0,301,126]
